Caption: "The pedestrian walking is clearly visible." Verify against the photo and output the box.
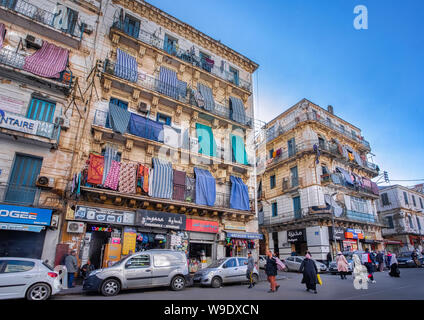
[80,259,95,280]
[388,253,400,277]
[299,253,318,294]
[362,248,376,283]
[411,250,421,268]
[336,251,349,279]
[246,251,256,289]
[376,251,385,272]
[65,250,78,288]
[326,251,332,268]
[264,250,280,293]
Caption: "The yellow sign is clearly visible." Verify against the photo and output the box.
[66,206,75,220]
[122,231,136,255]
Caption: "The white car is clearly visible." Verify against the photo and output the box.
[0,258,61,300]
[283,256,327,273]
[258,255,267,269]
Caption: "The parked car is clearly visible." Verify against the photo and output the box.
[0,258,61,300]
[258,255,267,269]
[397,251,424,268]
[193,257,259,288]
[282,256,327,273]
[83,249,190,296]
[328,252,355,275]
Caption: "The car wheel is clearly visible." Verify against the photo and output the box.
[171,275,186,291]
[211,276,222,288]
[101,278,120,296]
[251,274,259,284]
[26,283,51,301]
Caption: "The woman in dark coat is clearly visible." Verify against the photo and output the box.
[299,253,318,293]
[264,250,280,293]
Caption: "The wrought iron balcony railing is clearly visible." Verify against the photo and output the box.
[0,47,74,88]
[102,59,253,127]
[111,17,252,92]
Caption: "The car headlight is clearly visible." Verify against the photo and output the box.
[89,269,103,276]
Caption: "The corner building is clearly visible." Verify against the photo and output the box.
[59,0,261,273]
[257,99,384,261]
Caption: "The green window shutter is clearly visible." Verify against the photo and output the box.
[196,123,216,157]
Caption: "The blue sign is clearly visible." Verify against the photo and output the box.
[226,232,263,240]
[0,222,45,232]
[0,204,52,226]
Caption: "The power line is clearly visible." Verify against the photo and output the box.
[389,179,424,182]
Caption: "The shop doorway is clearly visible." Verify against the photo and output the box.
[0,230,46,259]
[294,242,308,256]
[189,242,212,272]
[88,229,111,269]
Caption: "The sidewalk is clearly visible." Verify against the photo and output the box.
[57,271,287,296]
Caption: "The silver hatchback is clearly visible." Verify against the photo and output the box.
[193,257,259,288]
[83,249,190,296]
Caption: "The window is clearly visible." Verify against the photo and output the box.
[408,216,413,229]
[403,192,409,205]
[164,34,178,55]
[321,165,329,175]
[126,255,150,269]
[196,123,217,157]
[237,258,248,266]
[293,196,301,219]
[287,138,296,157]
[381,193,390,206]
[417,217,421,230]
[269,149,274,159]
[412,195,416,207]
[3,260,35,273]
[386,216,394,229]
[156,113,172,125]
[223,258,237,268]
[420,198,423,209]
[272,202,278,217]
[64,7,79,35]
[270,175,276,189]
[124,14,140,38]
[154,254,176,267]
[295,257,303,263]
[200,52,212,72]
[290,166,298,187]
[101,148,121,162]
[350,196,368,213]
[318,137,325,149]
[340,125,345,132]
[229,66,239,86]
[27,97,56,123]
[351,130,357,139]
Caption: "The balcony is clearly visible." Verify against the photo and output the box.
[0,109,61,147]
[0,0,83,48]
[265,112,371,150]
[0,47,74,94]
[92,108,251,171]
[110,19,252,93]
[101,59,253,128]
[320,172,379,198]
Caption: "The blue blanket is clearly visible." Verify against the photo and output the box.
[194,168,216,206]
[128,113,164,142]
[108,103,131,134]
[230,176,250,211]
[150,158,173,199]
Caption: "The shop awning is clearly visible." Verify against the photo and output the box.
[226,232,263,240]
[384,240,403,245]
[0,222,44,232]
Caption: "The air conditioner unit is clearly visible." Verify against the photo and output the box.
[55,116,70,130]
[67,221,85,233]
[80,23,93,35]
[36,175,56,189]
[138,102,150,113]
[25,34,42,50]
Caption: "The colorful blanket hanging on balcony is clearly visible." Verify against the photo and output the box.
[230,176,250,211]
[0,23,5,48]
[114,48,138,83]
[118,162,137,194]
[231,134,249,165]
[137,164,149,193]
[150,158,173,199]
[336,167,354,185]
[102,144,118,184]
[229,96,246,125]
[172,170,186,201]
[108,103,131,134]
[104,160,121,190]
[87,153,104,185]
[194,168,216,206]
[128,113,164,142]
[197,83,215,112]
[23,41,68,78]
[158,66,178,99]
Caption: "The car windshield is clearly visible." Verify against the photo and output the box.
[398,252,413,258]
[208,259,227,268]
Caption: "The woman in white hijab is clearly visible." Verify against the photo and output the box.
[388,252,400,277]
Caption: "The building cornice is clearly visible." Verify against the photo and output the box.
[113,0,259,73]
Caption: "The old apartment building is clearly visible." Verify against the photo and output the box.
[257,99,383,260]
[377,184,424,253]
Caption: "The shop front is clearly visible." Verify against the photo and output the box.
[288,229,307,256]
[329,226,345,256]
[409,235,424,249]
[383,239,403,254]
[186,218,219,272]
[62,205,135,269]
[225,232,263,257]
[0,204,52,259]
[361,231,382,251]
[343,228,364,252]
[134,209,186,252]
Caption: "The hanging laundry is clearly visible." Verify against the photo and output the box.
[128,113,163,142]
[137,164,149,193]
[0,23,6,49]
[158,66,178,99]
[370,181,379,195]
[115,48,138,83]
[336,167,354,185]
[193,89,205,108]
[87,153,104,185]
[272,150,277,158]
[150,158,173,199]
[313,144,320,164]
[229,96,246,125]
[353,150,363,167]
[230,176,250,211]
[23,41,69,78]
[185,176,196,202]
[194,168,216,206]
[172,170,186,201]
[348,152,354,162]
[276,148,282,157]
[102,144,118,184]
[104,160,121,190]
[197,83,215,112]
[118,162,137,194]
[108,103,131,134]
[231,134,249,165]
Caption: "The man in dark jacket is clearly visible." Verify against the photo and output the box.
[376,251,384,272]
[265,250,279,293]
[326,252,332,267]
[299,253,318,293]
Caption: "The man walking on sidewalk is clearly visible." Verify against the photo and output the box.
[247,251,256,289]
[65,250,78,288]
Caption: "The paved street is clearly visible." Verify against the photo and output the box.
[53,268,424,300]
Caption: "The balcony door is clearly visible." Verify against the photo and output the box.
[293,196,301,219]
[287,138,296,157]
[5,154,42,205]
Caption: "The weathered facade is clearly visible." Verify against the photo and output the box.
[377,184,424,253]
[257,99,383,261]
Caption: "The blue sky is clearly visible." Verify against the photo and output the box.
[148,0,424,186]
